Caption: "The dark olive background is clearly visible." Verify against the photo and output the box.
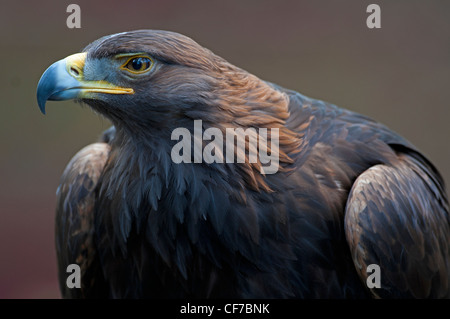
[0,0,449,298]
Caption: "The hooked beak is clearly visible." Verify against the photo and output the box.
[36,52,134,114]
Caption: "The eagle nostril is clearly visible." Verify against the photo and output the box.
[70,67,80,77]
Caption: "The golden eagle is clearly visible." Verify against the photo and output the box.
[36,30,449,298]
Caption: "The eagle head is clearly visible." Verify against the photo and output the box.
[36,30,298,188]
[37,30,290,135]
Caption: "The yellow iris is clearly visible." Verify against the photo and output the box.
[118,54,153,74]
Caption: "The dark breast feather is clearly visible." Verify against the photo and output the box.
[57,85,449,299]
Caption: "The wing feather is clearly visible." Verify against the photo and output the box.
[345,153,450,298]
[55,142,110,298]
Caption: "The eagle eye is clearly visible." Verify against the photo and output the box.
[121,56,153,74]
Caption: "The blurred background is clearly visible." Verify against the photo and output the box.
[0,0,449,298]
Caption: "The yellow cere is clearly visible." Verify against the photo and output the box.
[65,52,87,78]
[63,52,134,96]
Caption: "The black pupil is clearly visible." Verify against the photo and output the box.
[131,57,148,71]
